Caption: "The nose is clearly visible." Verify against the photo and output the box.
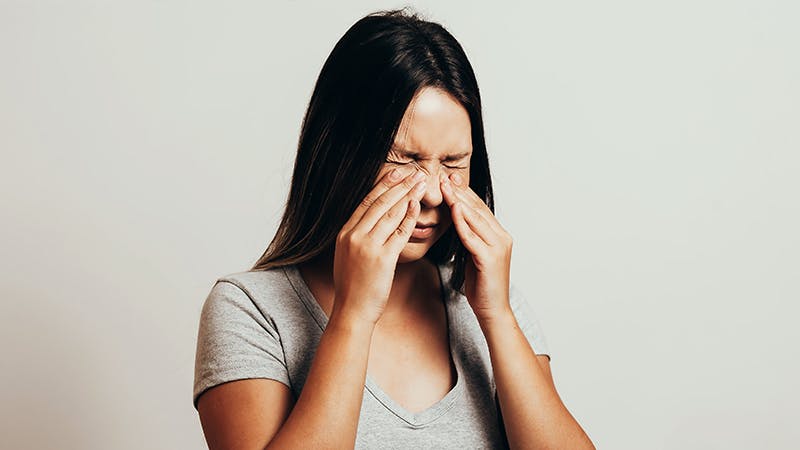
[418,166,444,209]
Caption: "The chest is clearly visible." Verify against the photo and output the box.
[354,320,506,448]
[366,310,457,414]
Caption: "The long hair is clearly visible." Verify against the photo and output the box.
[251,8,493,294]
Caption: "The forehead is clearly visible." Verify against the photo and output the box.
[393,87,472,159]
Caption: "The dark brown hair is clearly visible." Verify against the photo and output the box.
[251,8,494,294]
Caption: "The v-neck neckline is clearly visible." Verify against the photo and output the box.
[282,262,465,427]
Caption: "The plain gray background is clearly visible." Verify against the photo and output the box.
[1,1,798,449]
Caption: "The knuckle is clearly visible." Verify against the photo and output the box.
[339,234,359,252]
[395,223,410,236]
[349,229,368,245]
[380,175,395,188]
[385,206,400,219]
[360,195,375,209]
[371,195,387,209]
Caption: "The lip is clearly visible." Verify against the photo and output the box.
[411,223,437,240]
[415,222,437,228]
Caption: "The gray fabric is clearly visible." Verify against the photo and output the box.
[193,262,550,449]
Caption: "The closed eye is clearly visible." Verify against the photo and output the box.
[385,159,468,169]
[385,159,413,166]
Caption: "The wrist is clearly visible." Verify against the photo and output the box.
[475,306,517,333]
[329,303,380,333]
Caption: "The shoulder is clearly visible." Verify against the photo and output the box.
[200,266,302,322]
[194,267,298,410]
[215,267,292,296]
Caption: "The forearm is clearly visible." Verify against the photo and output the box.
[480,310,594,450]
[267,308,374,449]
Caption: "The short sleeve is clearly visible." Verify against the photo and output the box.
[193,279,291,410]
[508,281,551,361]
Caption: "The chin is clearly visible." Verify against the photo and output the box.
[396,241,433,264]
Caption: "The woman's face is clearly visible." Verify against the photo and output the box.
[375,87,473,264]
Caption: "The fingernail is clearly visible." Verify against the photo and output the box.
[413,171,426,182]
[388,169,400,181]
[451,173,462,185]
[413,181,426,194]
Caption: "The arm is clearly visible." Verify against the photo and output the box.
[480,311,595,450]
[197,379,293,450]
[197,311,375,450]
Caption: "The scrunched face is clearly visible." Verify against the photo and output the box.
[374,87,473,263]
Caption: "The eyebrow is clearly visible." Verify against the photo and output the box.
[391,146,472,162]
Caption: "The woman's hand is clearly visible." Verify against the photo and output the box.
[440,172,513,322]
[332,168,427,325]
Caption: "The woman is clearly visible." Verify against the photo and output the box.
[193,9,594,449]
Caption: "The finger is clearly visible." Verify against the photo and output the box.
[452,186,502,235]
[440,173,493,226]
[439,172,458,208]
[457,200,497,246]
[450,202,488,255]
[342,168,413,232]
[385,198,421,251]
[368,180,426,240]
[442,173,505,236]
[446,173,492,215]
[355,170,426,232]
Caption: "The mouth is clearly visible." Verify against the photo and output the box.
[411,222,437,240]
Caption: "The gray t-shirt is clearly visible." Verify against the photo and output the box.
[193,262,550,449]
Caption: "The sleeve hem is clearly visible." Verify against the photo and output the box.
[193,369,292,410]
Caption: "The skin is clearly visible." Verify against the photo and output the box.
[197,87,595,449]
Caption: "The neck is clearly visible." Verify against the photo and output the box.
[300,252,438,320]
